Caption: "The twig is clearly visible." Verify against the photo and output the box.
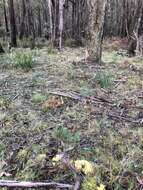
[59,153,82,190]
[0,180,73,189]
[107,113,140,124]
[113,79,127,83]
[73,176,81,190]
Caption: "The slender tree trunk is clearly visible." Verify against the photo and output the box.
[3,0,9,33]
[26,0,35,39]
[86,0,107,64]
[47,0,53,42]
[59,0,65,50]
[134,1,143,56]
[127,0,143,56]
[19,0,26,39]
[72,1,75,38]
[9,0,17,47]
[38,7,42,37]
[42,0,48,24]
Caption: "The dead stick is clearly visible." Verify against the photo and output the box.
[74,177,81,190]
[107,113,140,124]
[49,91,112,104]
[0,180,73,189]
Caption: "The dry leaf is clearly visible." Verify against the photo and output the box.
[42,96,64,110]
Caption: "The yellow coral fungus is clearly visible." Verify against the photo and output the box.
[74,160,95,175]
[52,154,64,165]
[97,184,106,190]
[52,155,95,175]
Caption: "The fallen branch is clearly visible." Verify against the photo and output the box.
[0,180,73,189]
[49,91,113,104]
[49,91,142,124]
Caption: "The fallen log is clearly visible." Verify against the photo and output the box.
[0,180,73,189]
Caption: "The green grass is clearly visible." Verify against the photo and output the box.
[95,72,112,88]
[14,52,33,71]
[53,126,80,144]
[7,51,35,71]
[32,93,46,103]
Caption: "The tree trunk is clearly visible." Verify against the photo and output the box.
[47,0,53,42]
[9,0,17,47]
[86,0,107,64]
[19,0,26,39]
[59,0,65,50]
[127,0,143,56]
[37,7,42,37]
[135,2,143,56]
[3,0,9,34]
[26,0,35,39]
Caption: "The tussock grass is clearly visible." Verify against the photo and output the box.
[11,51,34,71]
[95,72,112,88]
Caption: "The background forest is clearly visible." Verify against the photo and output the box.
[0,0,143,55]
[0,0,143,190]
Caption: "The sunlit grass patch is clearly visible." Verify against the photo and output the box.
[127,76,142,90]
[12,51,34,71]
[0,97,10,109]
[132,56,143,65]
[2,49,37,71]
[102,51,124,64]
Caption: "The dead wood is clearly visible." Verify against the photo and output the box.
[49,91,142,124]
[49,91,113,104]
[0,180,73,189]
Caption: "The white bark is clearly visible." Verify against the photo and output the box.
[47,0,53,42]
[59,0,65,50]
[0,180,73,188]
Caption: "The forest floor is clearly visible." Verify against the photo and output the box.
[0,40,143,190]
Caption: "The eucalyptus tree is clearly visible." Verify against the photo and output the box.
[86,0,107,63]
